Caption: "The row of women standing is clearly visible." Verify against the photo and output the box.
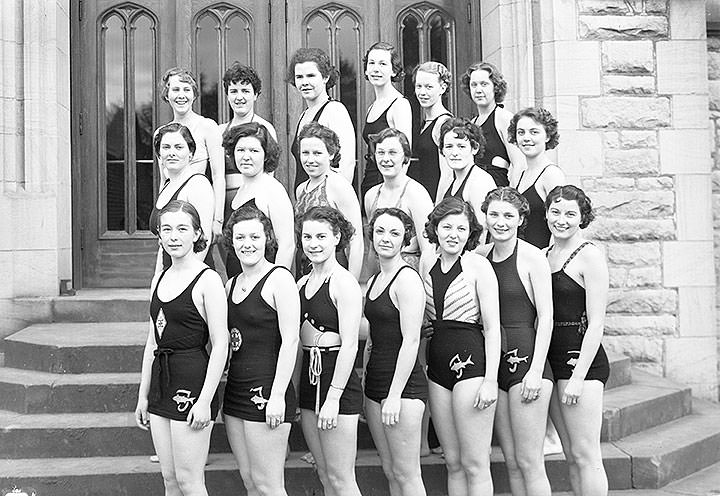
[134,42,610,496]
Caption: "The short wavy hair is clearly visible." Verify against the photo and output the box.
[161,67,198,101]
[222,62,262,95]
[412,61,452,87]
[481,186,531,231]
[299,206,355,252]
[507,107,560,150]
[223,204,278,262]
[157,200,207,253]
[222,122,280,173]
[460,61,507,104]
[297,121,342,169]
[367,207,415,248]
[153,122,197,157]
[285,48,338,90]
[438,117,486,159]
[363,42,404,82]
[424,197,483,252]
[372,127,412,164]
[545,185,595,229]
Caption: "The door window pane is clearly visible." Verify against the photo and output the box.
[196,14,221,123]
[336,14,360,131]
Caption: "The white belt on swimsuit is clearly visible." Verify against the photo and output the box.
[302,334,342,414]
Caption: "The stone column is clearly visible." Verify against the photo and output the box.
[0,0,71,337]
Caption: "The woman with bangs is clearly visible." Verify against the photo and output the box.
[286,48,356,189]
[223,205,299,496]
[479,187,554,496]
[360,42,413,198]
[222,122,295,278]
[157,67,225,240]
[422,197,501,496]
[297,206,364,496]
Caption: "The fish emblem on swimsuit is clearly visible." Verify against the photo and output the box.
[449,354,474,379]
[505,348,529,373]
[230,327,242,352]
[172,389,197,412]
[250,386,269,410]
[566,350,580,368]
[155,308,167,339]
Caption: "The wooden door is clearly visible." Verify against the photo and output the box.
[285,0,482,191]
[74,0,279,287]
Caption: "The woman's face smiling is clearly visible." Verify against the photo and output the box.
[166,75,195,115]
[546,198,582,239]
[468,69,495,108]
[372,213,405,259]
[301,219,339,264]
[414,70,446,109]
[515,116,549,159]
[485,200,522,243]
[159,132,193,173]
[227,81,258,119]
[441,131,478,171]
[436,213,470,256]
[375,137,408,179]
[300,137,332,178]
[232,218,267,267]
[365,49,394,87]
[158,210,200,259]
[294,61,328,102]
[233,136,265,177]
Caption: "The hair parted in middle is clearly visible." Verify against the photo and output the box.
[367,207,415,248]
[223,204,279,262]
[157,200,208,253]
[481,186,531,231]
[424,197,484,252]
[153,122,197,157]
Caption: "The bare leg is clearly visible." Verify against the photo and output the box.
[495,390,526,496]
[149,414,182,496]
[169,419,213,496]
[428,380,466,496]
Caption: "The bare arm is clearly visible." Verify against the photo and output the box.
[408,185,436,278]
[204,121,226,238]
[182,178,215,263]
[538,164,566,200]
[496,108,526,180]
[320,103,356,182]
[471,254,501,409]
[266,181,296,270]
[432,115,453,205]
[135,274,161,429]
[387,98,413,147]
[331,177,364,280]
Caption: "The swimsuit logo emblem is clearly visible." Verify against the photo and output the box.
[566,350,580,368]
[230,328,242,352]
[155,308,167,339]
[505,348,529,373]
[250,386,269,410]
[449,354,474,379]
[172,389,196,412]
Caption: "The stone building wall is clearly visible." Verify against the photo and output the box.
[527,0,717,399]
[709,31,720,396]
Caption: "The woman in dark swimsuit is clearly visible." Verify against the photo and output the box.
[286,48,356,189]
[149,123,215,274]
[135,200,228,496]
[479,187,554,496]
[360,42,413,199]
[509,107,566,249]
[221,122,294,278]
[461,61,524,187]
[364,207,428,496]
[223,205,299,496]
[422,197,501,496]
[545,185,609,496]
[297,206,364,496]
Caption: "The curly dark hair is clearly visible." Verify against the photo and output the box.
[161,67,199,101]
[223,204,278,262]
[372,127,412,164]
[439,117,486,159]
[424,197,483,252]
[297,121,342,169]
[285,47,338,90]
[363,42,404,82]
[367,207,415,248]
[481,187,531,232]
[299,206,355,252]
[222,122,280,173]
[157,200,208,253]
[222,62,262,95]
[153,122,197,157]
[545,185,595,229]
[460,62,507,104]
[507,107,560,150]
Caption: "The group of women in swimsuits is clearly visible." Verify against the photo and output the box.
[134,42,610,496]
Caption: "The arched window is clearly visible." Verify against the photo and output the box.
[193,4,253,124]
[398,3,457,112]
[99,4,158,233]
[304,5,363,139]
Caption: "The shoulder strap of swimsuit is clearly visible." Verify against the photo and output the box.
[313,99,333,122]
[366,272,380,297]
[369,183,383,217]
[383,97,399,115]
[529,165,552,188]
[228,275,238,301]
[170,173,207,201]
[153,268,169,299]
[386,264,415,290]
[257,265,283,291]
[395,179,411,207]
[562,242,592,271]
[187,267,212,289]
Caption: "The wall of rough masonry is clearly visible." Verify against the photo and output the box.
[709,30,720,398]
[524,0,717,399]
